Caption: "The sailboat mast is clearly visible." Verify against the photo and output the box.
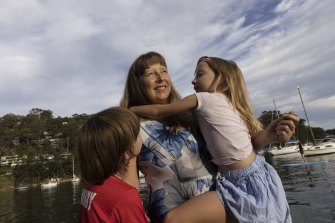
[273,98,281,147]
[273,98,279,119]
[297,86,316,145]
[72,156,75,178]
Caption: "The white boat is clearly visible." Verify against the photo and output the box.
[72,156,80,183]
[305,138,335,156]
[72,174,80,183]
[17,186,29,191]
[139,172,148,191]
[139,171,145,184]
[72,175,80,182]
[41,179,58,189]
[267,140,300,156]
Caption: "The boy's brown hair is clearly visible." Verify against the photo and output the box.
[78,107,140,187]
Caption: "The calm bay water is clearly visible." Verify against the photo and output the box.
[269,153,335,222]
[0,181,81,223]
[0,153,334,223]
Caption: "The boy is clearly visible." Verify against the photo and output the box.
[78,107,148,223]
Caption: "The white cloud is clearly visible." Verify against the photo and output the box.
[0,0,334,130]
[275,0,295,13]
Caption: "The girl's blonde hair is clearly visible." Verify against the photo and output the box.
[197,56,263,133]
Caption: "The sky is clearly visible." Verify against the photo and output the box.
[1,0,334,130]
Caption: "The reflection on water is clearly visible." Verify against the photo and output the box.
[268,153,335,223]
[0,181,82,223]
[72,181,81,205]
[1,154,334,223]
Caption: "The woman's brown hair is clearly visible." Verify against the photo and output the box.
[120,51,196,132]
[78,107,140,187]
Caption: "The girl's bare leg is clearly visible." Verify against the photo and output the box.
[163,191,231,223]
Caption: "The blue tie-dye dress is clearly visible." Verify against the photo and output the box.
[138,120,215,223]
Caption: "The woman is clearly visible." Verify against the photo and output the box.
[120,51,298,223]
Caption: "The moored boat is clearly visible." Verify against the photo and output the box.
[16,186,29,191]
[267,140,300,156]
[305,138,335,156]
[139,171,145,184]
[72,175,80,183]
[71,156,80,183]
[41,179,58,189]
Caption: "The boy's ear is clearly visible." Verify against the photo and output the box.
[124,149,135,160]
[124,151,130,160]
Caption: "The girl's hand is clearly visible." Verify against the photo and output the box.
[267,111,299,143]
[252,112,299,150]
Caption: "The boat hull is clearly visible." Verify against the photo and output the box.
[266,140,300,156]
[305,148,335,156]
[304,138,335,156]
[41,182,57,189]
[268,149,299,156]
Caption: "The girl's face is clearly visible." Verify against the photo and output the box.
[192,61,216,93]
[140,63,172,104]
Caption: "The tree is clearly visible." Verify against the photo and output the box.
[0,114,22,147]
[311,127,326,140]
[325,129,335,136]
[258,110,281,129]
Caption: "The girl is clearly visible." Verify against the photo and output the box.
[130,57,294,223]
[78,107,148,223]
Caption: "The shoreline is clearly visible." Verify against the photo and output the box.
[0,178,80,191]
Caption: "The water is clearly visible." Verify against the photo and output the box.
[269,153,335,222]
[0,181,81,223]
[0,154,334,223]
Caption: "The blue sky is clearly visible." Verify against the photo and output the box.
[1,0,334,130]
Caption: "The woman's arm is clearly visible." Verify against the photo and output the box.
[130,94,198,119]
[252,112,299,150]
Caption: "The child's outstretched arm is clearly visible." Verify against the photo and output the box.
[130,94,197,119]
[252,112,299,150]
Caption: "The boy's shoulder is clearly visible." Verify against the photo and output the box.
[91,177,138,199]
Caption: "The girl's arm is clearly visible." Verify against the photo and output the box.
[130,94,198,119]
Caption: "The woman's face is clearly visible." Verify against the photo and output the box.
[140,63,172,104]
